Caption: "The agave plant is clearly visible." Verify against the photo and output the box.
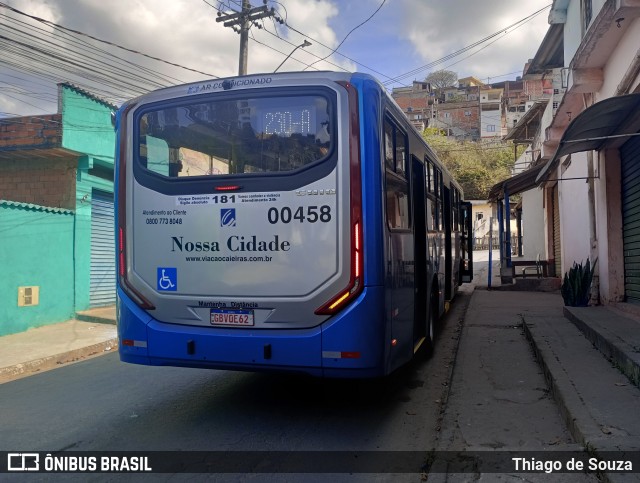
[561,258,597,307]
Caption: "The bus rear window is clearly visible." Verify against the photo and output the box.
[137,94,333,178]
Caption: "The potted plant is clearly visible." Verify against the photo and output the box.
[561,258,597,307]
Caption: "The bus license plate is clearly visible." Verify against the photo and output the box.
[210,309,254,327]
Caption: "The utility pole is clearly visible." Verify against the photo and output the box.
[216,0,278,76]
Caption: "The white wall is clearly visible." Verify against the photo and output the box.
[557,151,592,274]
[600,18,640,97]
[480,109,501,138]
[563,1,582,67]
[521,188,546,260]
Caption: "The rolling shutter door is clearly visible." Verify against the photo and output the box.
[552,185,561,277]
[90,190,116,307]
[621,135,640,303]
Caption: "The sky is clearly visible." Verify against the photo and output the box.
[0,0,553,117]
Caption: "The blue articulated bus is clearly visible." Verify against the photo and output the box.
[115,71,473,378]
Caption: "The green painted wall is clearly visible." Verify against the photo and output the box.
[0,86,118,335]
[0,202,75,336]
[61,86,115,160]
[60,85,116,312]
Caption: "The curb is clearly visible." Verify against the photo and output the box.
[564,306,640,389]
[522,318,639,483]
[521,318,594,449]
[0,338,118,384]
[75,313,117,325]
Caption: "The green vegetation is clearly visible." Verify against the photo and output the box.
[425,70,458,89]
[561,259,597,307]
[422,128,520,199]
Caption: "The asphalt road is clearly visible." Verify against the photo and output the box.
[0,287,473,482]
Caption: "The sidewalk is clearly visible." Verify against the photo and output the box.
[0,306,117,384]
[432,253,640,482]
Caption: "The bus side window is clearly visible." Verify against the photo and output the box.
[458,190,462,231]
[384,115,408,177]
[395,130,407,176]
[386,171,410,230]
[384,119,394,171]
[453,188,460,231]
[434,167,443,230]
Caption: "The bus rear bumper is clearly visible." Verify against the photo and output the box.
[117,286,387,378]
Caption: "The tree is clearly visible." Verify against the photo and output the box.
[425,70,458,90]
[423,129,521,200]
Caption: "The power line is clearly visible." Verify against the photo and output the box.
[205,0,400,83]
[202,0,349,73]
[436,8,548,77]
[258,24,349,72]
[280,17,398,83]
[0,12,185,87]
[248,31,320,72]
[382,4,551,86]
[215,0,278,75]
[0,1,224,112]
[0,2,220,78]
[303,0,387,71]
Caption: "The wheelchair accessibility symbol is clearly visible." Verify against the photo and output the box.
[157,267,177,291]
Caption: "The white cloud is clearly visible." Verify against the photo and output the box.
[392,0,550,83]
[0,0,554,115]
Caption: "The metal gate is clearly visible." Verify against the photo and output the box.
[621,135,640,303]
[90,190,116,307]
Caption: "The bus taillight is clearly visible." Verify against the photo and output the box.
[116,104,154,310]
[316,219,364,314]
[315,81,363,315]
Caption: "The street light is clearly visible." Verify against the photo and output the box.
[274,40,311,73]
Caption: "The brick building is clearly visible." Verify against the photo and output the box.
[391,81,433,131]
[0,114,75,209]
[392,74,546,141]
[0,84,117,336]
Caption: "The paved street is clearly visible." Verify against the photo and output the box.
[0,289,471,482]
[1,251,637,482]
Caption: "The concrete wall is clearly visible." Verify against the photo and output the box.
[0,202,74,336]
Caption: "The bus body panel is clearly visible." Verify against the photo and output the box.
[119,283,388,377]
[351,75,385,289]
[116,71,471,378]
[123,75,354,330]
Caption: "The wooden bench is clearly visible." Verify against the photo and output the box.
[511,255,549,278]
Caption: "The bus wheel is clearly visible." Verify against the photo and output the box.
[423,291,436,358]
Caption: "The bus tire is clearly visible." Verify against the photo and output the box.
[423,288,437,358]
